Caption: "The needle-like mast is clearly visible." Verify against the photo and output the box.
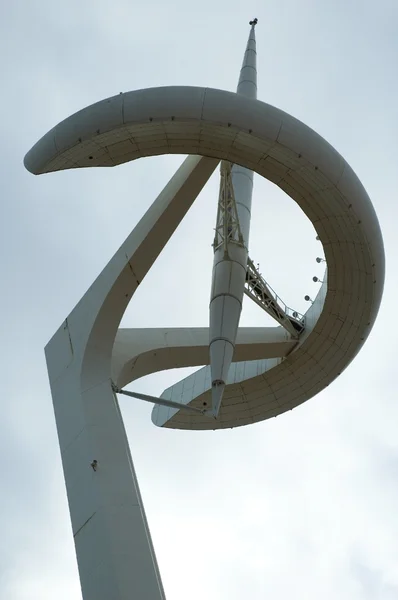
[208,19,258,417]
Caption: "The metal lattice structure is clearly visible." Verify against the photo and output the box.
[244,258,305,337]
[213,161,245,252]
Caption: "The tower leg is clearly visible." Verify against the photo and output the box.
[47,344,166,600]
[45,155,218,599]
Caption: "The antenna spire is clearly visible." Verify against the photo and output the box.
[237,17,258,98]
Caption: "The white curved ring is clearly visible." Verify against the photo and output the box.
[25,86,384,430]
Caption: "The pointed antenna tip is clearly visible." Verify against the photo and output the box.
[249,18,258,27]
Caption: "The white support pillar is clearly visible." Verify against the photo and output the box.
[46,155,218,600]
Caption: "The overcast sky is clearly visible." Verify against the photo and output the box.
[1,1,398,598]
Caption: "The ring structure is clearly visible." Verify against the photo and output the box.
[25,85,384,431]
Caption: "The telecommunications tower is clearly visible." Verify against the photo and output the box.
[24,19,384,600]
